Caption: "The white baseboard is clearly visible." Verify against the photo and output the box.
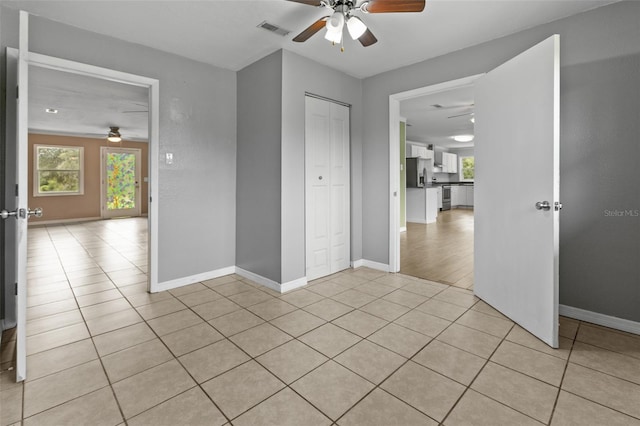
[280,276,308,293]
[154,266,235,293]
[28,216,102,226]
[235,267,307,294]
[352,259,390,273]
[406,218,427,224]
[559,304,640,335]
[400,227,407,233]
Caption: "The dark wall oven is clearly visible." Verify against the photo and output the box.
[442,185,451,211]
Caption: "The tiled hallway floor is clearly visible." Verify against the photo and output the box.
[2,218,640,425]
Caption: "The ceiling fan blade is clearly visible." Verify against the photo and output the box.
[447,112,474,119]
[358,28,378,47]
[362,0,425,13]
[293,17,329,42]
[286,0,323,6]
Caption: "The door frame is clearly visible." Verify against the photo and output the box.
[22,50,160,292]
[100,147,143,219]
[388,74,482,272]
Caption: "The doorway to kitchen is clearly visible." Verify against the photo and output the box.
[392,76,479,288]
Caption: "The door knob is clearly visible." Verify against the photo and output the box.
[1,209,18,219]
[535,201,551,211]
[28,207,44,218]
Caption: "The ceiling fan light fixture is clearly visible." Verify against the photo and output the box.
[453,134,474,143]
[107,126,122,143]
[324,11,344,43]
[346,16,367,40]
[325,11,345,32]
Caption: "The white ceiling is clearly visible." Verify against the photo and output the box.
[4,0,618,79]
[9,0,618,139]
[401,85,475,149]
[29,66,149,141]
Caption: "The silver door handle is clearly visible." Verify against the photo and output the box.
[1,209,17,219]
[28,207,44,218]
[535,201,551,211]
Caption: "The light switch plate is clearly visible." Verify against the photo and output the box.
[165,152,174,165]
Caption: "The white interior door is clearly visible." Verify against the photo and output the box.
[101,147,142,218]
[305,96,350,281]
[15,11,30,382]
[329,102,350,274]
[474,35,560,347]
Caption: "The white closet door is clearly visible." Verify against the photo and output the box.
[305,97,350,281]
[329,102,350,274]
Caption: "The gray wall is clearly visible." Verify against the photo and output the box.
[281,50,363,283]
[1,8,237,284]
[361,1,640,321]
[236,50,283,283]
[236,49,363,285]
[560,53,640,321]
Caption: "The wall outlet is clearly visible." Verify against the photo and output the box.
[165,152,174,165]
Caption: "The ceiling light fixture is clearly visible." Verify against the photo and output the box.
[324,11,345,44]
[107,126,122,143]
[45,108,58,114]
[453,134,474,143]
[470,117,475,123]
[346,16,367,40]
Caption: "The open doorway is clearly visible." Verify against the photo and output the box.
[389,75,480,288]
[5,42,159,381]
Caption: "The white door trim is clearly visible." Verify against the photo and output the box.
[16,49,160,292]
[388,74,483,272]
[15,11,30,383]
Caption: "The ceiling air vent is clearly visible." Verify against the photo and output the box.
[257,21,291,37]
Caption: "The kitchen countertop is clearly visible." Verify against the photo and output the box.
[427,182,475,187]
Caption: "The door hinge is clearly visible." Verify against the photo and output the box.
[15,184,19,196]
[150,196,152,202]
[16,85,19,99]
[15,283,18,295]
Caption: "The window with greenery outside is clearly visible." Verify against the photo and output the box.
[35,145,83,195]
[461,156,475,181]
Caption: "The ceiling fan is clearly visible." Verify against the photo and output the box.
[289,0,426,49]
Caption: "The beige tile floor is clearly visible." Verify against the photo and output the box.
[1,218,640,425]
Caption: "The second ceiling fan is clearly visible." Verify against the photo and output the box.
[289,0,425,49]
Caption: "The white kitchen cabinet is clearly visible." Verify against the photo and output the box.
[466,186,474,206]
[437,187,443,209]
[409,144,433,160]
[454,185,475,207]
[438,151,458,173]
[451,185,460,207]
[406,187,438,224]
[445,152,458,173]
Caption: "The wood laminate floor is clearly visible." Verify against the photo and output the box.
[400,209,474,289]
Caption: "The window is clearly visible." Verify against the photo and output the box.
[460,156,475,181]
[34,145,84,196]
